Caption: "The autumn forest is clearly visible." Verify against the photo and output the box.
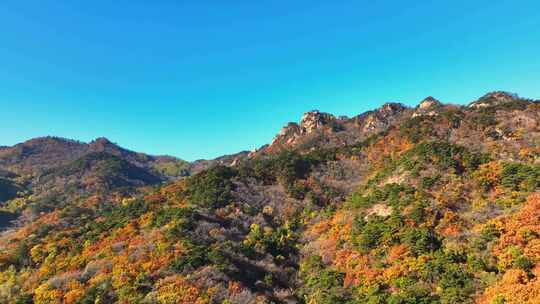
[0,92,539,304]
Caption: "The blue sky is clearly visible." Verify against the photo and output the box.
[1,0,539,160]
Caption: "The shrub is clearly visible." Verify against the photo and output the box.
[274,151,314,198]
[408,201,428,224]
[299,255,350,304]
[242,222,299,259]
[480,224,501,242]
[15,295,33,304]
[170,242,210,272]
[473,161,503,191]
[420,175,440,189]
[354,214,403,252]
[187,166,236,208]
[402,227,441,255]
[78,280,116,304]
[152,160,190,177]
[152,207,194,228]
[438,264,474,304]
[399,116,434,143]
[354,216,386,252]
[440,108,464,129]
[472,112,497,129]
[387,279,437,304]
[239,150,335,199]
[399,142,489,175]
[513,255,534,272]
[13,241,32,269]
[501,163,540,192]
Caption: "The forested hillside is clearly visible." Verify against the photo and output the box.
[0,92,539,304]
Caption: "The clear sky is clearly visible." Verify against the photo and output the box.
[1,0,539,161]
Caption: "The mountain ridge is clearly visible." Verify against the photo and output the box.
[0,91,538,303]
[3,91,537,167]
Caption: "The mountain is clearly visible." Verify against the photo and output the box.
[0,136,187,176]
[0,92,538,304]
[0,137,194,226]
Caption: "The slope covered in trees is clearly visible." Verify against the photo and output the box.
[0,92,538,303]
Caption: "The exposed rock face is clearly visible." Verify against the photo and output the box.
[418,96,442,110]
[413,97,442,117]
[268,111,340,150]
[256,92,535,157]
[271,122,302,146]
[356,102,407,132]
[365,204,393,219]
[299,110,337,134]
[468,91,520,109]
[259,102,409,155]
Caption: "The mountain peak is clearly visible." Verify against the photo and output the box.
[413,97,443,117]
[300,110,336,134]
[93,137,112,144]
[91,137,115,146]
[483,91,519,100]
[378,102,408,116]
[418,96,442,109]
[468,91,520,108]
[88,137,122,152]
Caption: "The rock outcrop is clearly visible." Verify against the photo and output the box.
[355,102,407,132]
[259,102,409,155]
[299,110,337,134]
[468,91,521,109]
[413,97,442,117]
